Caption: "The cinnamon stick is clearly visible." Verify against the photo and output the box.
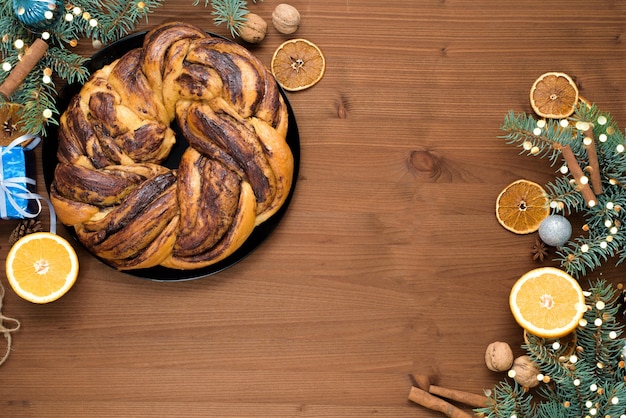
[411,374,488,408]
[0,38,48,99]
[428,385,488,408]
[408,386,474,418]
[583,128,603,195]
[561,144,597,207]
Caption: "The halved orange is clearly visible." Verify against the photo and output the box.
[496,179,550,234]
[509,267,586,339]
[271,39,325,91]
[6,232,79,304]
[530,72,579,119]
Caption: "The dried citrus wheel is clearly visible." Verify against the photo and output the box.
[530,72,579,119]
[496,179,550,234]
[0,103,26,146]
[6,232,79,304]
[271,38,325,91]
[509,267,586,339]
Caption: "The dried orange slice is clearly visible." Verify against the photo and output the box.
[0,103,26,146]
[496,179,550,234]
[509,267,586,339]
[530,72,579,119]
[271,39,325,91]
[6,232,79,304]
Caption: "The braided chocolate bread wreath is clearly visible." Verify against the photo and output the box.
[49,22,294,270]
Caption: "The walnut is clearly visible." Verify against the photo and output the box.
[239,13,267,43]
[485,341,514,372]
[272,3,300,34]
[509,355,541,389]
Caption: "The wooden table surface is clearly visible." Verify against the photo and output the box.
[2,1,626,416]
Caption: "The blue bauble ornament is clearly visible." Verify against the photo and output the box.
[13,0,63,30]
[538,215,572,247]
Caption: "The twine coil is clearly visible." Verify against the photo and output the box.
[0,279,20,366]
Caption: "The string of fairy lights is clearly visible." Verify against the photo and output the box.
[0,0,162,134]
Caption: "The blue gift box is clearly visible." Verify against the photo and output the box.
[0,138,37,220]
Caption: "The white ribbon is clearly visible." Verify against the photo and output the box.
[0,134,56,234]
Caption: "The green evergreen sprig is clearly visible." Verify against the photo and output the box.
[193,0,260,37]
[0,1,164,135]
[501,111,582,165]
[476,280,626,417]
[480,380,535,417]
[500,101,626,278]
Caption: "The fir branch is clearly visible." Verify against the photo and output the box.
[477,281,626,417]
[544,176,587,214]
[474,380,535,417]
[79,0,164,43]
[43,48,89,85]
[576,280,625,381]
[193,0,261,38]
[500,111,582,166]
[0,1,164,134]
[501,98,626,277]
[555,234,621,279]
[212,0,249,37]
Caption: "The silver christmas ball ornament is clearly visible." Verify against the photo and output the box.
[538,215,572,247]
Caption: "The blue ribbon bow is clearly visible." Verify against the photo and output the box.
[0,134,56,234]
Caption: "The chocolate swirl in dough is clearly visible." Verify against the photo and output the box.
[50,22,294,270]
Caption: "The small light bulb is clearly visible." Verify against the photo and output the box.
[577,121,590,131]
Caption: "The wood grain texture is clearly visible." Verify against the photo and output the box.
[2,1,626,416]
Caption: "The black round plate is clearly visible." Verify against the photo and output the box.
[42,31,300,281]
